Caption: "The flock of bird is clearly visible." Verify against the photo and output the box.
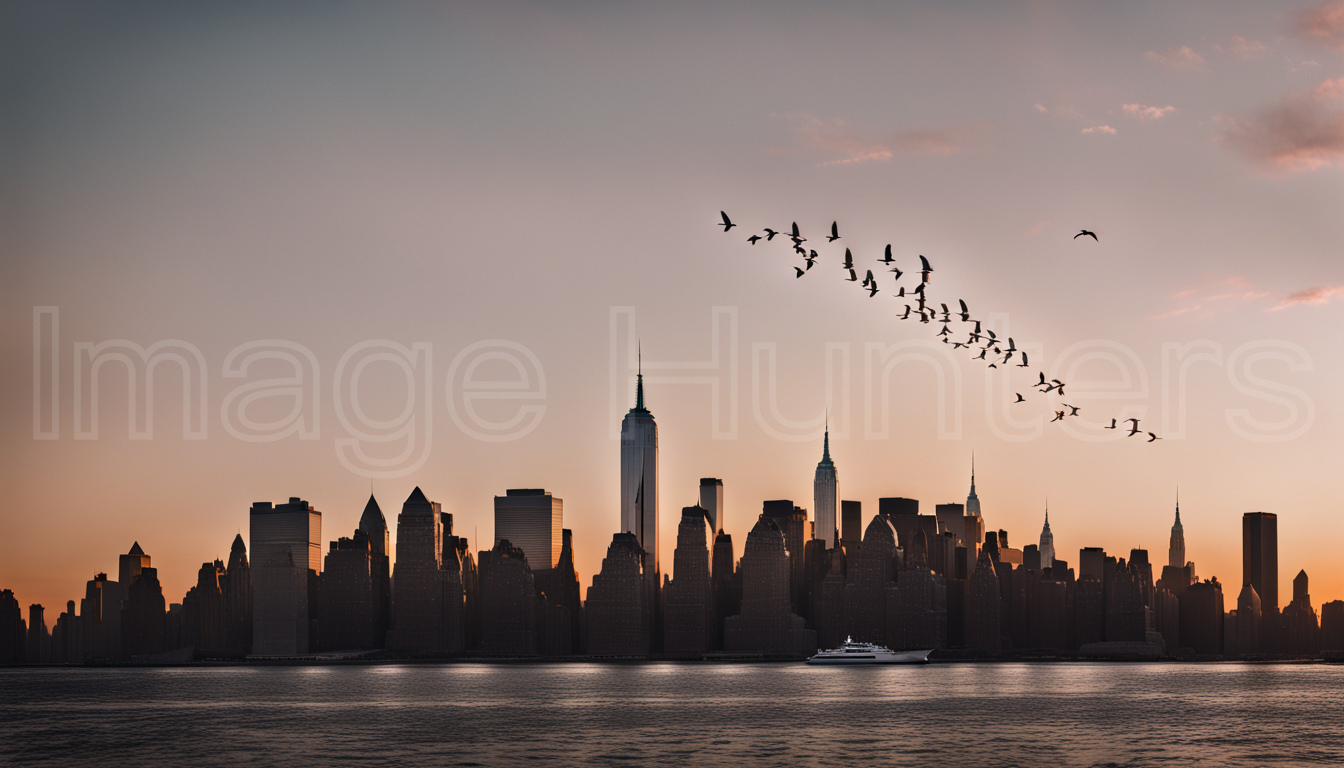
[717,211,1161,443]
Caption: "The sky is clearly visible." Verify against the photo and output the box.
[3,1,1344,617]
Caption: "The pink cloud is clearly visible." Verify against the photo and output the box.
[1123,104,1176,120]
[1225,35,1268,58]
[1218,80,1344,172]
[1299,1,1344,50]
[1152,276,1270,320]
[1271,286,1344,310]
[1147,46,1207,71]
[774,112,978,166]
[1081,125,1117,135]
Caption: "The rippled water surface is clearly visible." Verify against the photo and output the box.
[3,662,1343,766]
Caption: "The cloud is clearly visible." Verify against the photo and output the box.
[1147,46,1207,71]
[1225,35,1268,58]
[1271,286,1344,310]
[1151,276,1270,320]
[1122,104,1176,120]
[1081,125,1117,135]
[773,112,978,166]
[1298,1,1344,50]
[1034,103,1049,113]
[1217,79,1344,172]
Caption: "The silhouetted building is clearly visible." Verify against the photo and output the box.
[1074,576,1105,648]
[534,529,582,654]
[357,495,390,648]
[888,530,946,651]
[762,499,809,609]
[1105,560,1146,643]
[119,541,151,589]
[0,590,24,664]
[813,427,838,548]
[1282,570,1319,655]
[250,497,321,655]
[620,356,659,648]
[121,567,166,659]
[724,516,815,655]
[223,534,252,655]
[494,489,563,571]
[26,604,48,663]
[845,514,898,644]
[1038,507,1054,569]
[80,573,114,659]
[964,548,1001,654]
[700,478,723,535]
[711,531,736,650]
[1169,494,1185,569]
[1233,582,1262,655]
[966,456,981,517]
[440,529,467,654]
[665,506,714,654]
[1322,601,1344,652]
[478,539,538,655]
[391,487,445,652]
[321,531,376,650]
[841,501,862,548]
[182,561,227,655]
[811,547,848,649]
[1179,579,1225,655]
[1243,512,1278,615]
[586,532,649,655]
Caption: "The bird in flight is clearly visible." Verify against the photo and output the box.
[1126,418,1141,436]
[868,282,880,297]
[1064,404,1080,416]
[888,266,904,280]
[1017,353,1029,367]
[763,228,779,241]
[719,212,736,232]
[919,255,933,282]
[747,235,762,245]
[1074,229,1098,241]
[1014,393,1025,403]
[790,222,803,241]
[794,266,805,278]
[804,251,818,269]
[959,300,970,322]
[879,245,895,264]
[846,269,859,282]
[1106,418,1117,430]
[898,306,911,320]
[1147,432,1161,442]
[1051,411,1065,422]
[842,248,854,270]
[827,221,841,242]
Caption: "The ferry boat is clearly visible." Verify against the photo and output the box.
[805,637,932,665]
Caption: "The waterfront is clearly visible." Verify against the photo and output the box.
[3,662,1343,766]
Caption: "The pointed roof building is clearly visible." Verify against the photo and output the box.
[813,418,839,548]
[1169,490,1185,569]
[1038,503,1055,569]
[966,454,981,518]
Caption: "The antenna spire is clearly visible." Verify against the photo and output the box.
[634,341,646,411]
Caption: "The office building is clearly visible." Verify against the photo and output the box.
[494,489,563,572]
[813,426,838,548]
[391,487,445,652]
[357,495,390,649]
[1243,512,1278,614]
[664,506,714,654]
[724,516,815,655]
[586,533,650,656]
[249,497,321,656]
[841,501,862,548]
[699,478,723,534]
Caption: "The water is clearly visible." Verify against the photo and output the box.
[3,662,1342,766]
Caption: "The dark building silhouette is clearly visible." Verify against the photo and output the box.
[26,604,48,663]
[665,506,714,655]
[1242,512,1278,615]
[534,529,582,655]
[880,497,919,550]
[1231,582,1262,655]
[357,496,391,648]
[1179,578,1225,655]
[841,500,862,549]
[0,590,24,664]
[1282,570,1320,655]
[845,514,898,644]
[811,547,848,649]
[761,500,808,614]
[182,561,228,655]
[888,530,946,650]
[724,516,815,655]
[711,531,737,650]
[120,567,166,659]
[1321,600,1344,652]
[964,548,1001,653]
[586,533,649,655]
[440,530,468,654]
[391,487,445,652]
[250,497,321,655]
[1105,560,1146,643]
[478,539,537,655]
[79,573,114,660]
[223,534,252,656]
[321,531,376,651]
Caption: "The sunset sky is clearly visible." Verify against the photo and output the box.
[3,1,1344,615]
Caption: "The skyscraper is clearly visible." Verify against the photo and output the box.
[1243,512,1278,615]
[390,487,446,652]
[1038,504,1054,569]
[357,495,390,648]
[724,516,816,655]
[664,506,714,654]
[249,497,321,656]
[699,478,723,534]
[813,424,838,548]
[1169,492,1186,569]
[966,454,981,518]
[494,489,563,571]
[840,501,862,548]
[586,533,650,655]
[320,530,376,651]
[620,353,659,606]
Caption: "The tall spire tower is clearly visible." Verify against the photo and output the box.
[966,453,981,518]
[621,345,659,585]
[1168,488,1185,569]
[1038,501,1054,568]
[813,416,838,548]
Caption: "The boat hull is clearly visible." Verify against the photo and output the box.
[806,649,932,665]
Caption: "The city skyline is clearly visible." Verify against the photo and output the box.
[5,0,1344,629]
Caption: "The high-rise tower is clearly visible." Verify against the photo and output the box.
[1169,491,1185,570]
[1243,511,1278,615]
[1038,503,1054,568]
[621,351,659,583]
[813,421,838,548]
[966,454,981,518]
